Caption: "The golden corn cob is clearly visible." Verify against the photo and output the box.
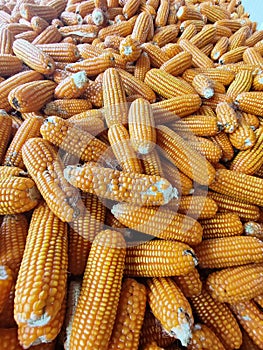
[200,212,243,239]
[175,195,218,220]
[196,236,263,269]
[119,35,141,62]
[145,68,196,99]
[141,149,164,177]
[103,67,128,127]
[211,36,229,60]
[192,73,215,99]
[19,3,58,21]
[69,192,106,275]
[8,80,56,113]
[183,136,222,164]
[200,3,230,22]
[178,24,197,43]
[219,46,248,65]
[66,53,114,75]
[187,324,226,350]
[44,99,92,118]
[215,101,238,133]
[14,202,68,326]
[13,38,55,74]
[0,54,22,77]
[152,25,179,47]
[243,47,263,66]
[131,11,152,44]
[36,43,79,62]
[69,116,104,135]
[108,124,143,173]
[202,92,234,110]
[0,111,12,164]
[190,25,216,49]
[177,6,203,21]
[152,94,202,123]
[0,328,22,349]
[170,115,219,137]
[134,52,151,81]
[229,115,256,150]
[0,265,13,314]
[184,68,235,85]
[244,221,263,240]
[69,230,126,349]
[180,20,205,32]
[208,191,260,221]
[111,202,203,245]
[230,301,263,350]
[108,278,146,350]
[235,91,263,116]
[98,20,133,40]
[240,330,261,350]
[252,73,263,91]
[200,43,214,57]
[0,165,27,178]
[147,277,194,346]
[160,51,192,76]
[3,116,43,169]
[64,162,176,206]
[141,42,170,68]
[179,39,214,68]
[157,125,216,186]
[31,24,62,45]
[228,28,248,51]
[54,71,88,99]
[173,268,202,298]
[189,287,242,350]
[210,132,234,161]
[155,0,169,27]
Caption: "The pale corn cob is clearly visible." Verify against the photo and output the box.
[216,102,238,133]
[152,25,179,47]
[14,202,68,327]
[175,195,218,220]
[200,212,243,239]
[141,43,170,68]
[179,39,214,68]
[66,53,114,75]
[170,115,219,137]
[15,30,38,42]
[108,124,143,173]
[103,67,128,127]
[155,0,169,27]
[60,11,83,26]
[0,176,40,215]
[210,132,234,161]
[18,298,66,348]
[173,268,202,298]
[117,68,156,102]
[36,43,79,62]
[147,277,194,346]
[229,115,256,150]
[187,324,226,350]
[134,52,151,81]
[0,111,12,164]
[211,36,229,60]
[0,27,14,54]
[152,94,202,124]
[52,69,72,84]
[13,38,55,74]
[131,11,152,44]
[145,69,196,99]
[64,162,176,206]
[0,265,13,314]
[157,125,216,186]
[75,0,95,17]
[180,20,205,32]
[54,71,88,99]
[190,25,216,49]
[31,24,62,45]
[243,47,263,66]
[177,6,203,21]
[22,137,84,222]
[230,301,263,350]
[206,263,263,303]
[98,20,133,40]
[196,236,263,269]
[119,35,141,62]
[0,328,22,349]
[178,24,197,43]
[160,51,192,76]
[8,80,56,113]
[31,15,49,34]
[182,136,222,164]
[202,93,234,110]
[104,35,124,50]
[244,221,263,240]
[108,278,147,350]
[69,116,104,135]
[240,330,261,350]
[189,287,242,350]
[111,203,202,245]
[84,80,103,108]
[44,99,92,118]
[19,3,58,21]
[69,230,126,349]
[208,191,260,221]
[0,54,22,76]
[69,192,106,275]
[192,73,215,99]
[218,62,262,75]
[3,116,43,169]
[59,24,99,43]
[141,149,164,177]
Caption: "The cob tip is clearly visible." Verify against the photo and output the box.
[169,308,192,347]
[72,70,88,88]
[0,265,8,280]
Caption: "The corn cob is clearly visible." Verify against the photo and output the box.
[69,230,125,349]
[124,239,197,277]
[189,287,242,350]
[219,46,248,65]
[200,43,214,57]
[31,24,62,45]
[226,70,253,100]
[134,52,151,81]
[141,149,164,177]
[229,115,256,150]
[187,324,226,350]
[119,35,141,62]
[22,137,84,222]
[178,24,197,43]
[252,73,263,91]
[142,341,165,349]
[173,268,202,298]
[98,20,133,40]
[184,68,235,86]
[44,99,92,118]
[54,71,88,99]
[66,53,114,75]
[157,125,216,186]
[160,51,192,76]
[180,20,205,32]
[103,67,128,127]
[77,43,103,59]
[200,4,230,22]
[202,93,234,110]
[84,80,103,108]
[59,24,99,43]
[14,202,68,327]
[235,91,263,117]
[75,0,95,17]
[152,25,179,47]
[0,112,12,164]
[228,27,248,50]
[175,195,218,220]
[0,54,22,77]
[206,263,263,303]
[211,132,234,161]
[141,43,170,68]
[31,15,49,33]
[60,11,83,26]
[254,294,263,309]
[192,73,215,99]
[211,36,229,60]
[190,25,216,49]
[170,115,219,137]
[197,105,216,117]
[179,39,214,68]
[244,221,263,240]
[0,328,22,349]
[0,165,27,178]
[215,101,238,133]
[36,43,79,62]
[112,203,202,245]
[131,11,152,44]
[15,30,38,42]
[0,27,14,54]
[20,3,58,22]
[243,47,263,66]
[69,115,104,136]
[241,330,262,350]
[177,6,203,22]
[182,136,222,164]
[0,265,13,314]
[3,116,43,169]
[154,0,169,27]
[108,278,146,350]
[64,162,176,206]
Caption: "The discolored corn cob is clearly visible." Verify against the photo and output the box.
[0,328,22,349]
[31,24,62,45]
[141,149,164,177]
[173,268,202,298]
[44,99,92,118]
[108,278,146,350]
[179,39,214,68]
[98,20,133,40]
[103,67,128,127]
[210,132,234,161]
[244,221,263,240]
[200,4,230,22]
[13,38,55,74]
[60,11,83,26]
[119,35,141,62]
[19,3,58,22]
[66,53,114,75]
[134,52,151,81]
[182,136,222,164]
[170,115,219,137]
[0,54,22,77]
[3,116,43,169]
[31,15,49,33]
[64,162,176,206]
[0,27,14,54]
[192,73,215,99]
[175,195,218,220]
[216,102,238,133]
[0,111,12,164]
[8,80,56,113]
[187,324,226,350]
[141,43,170,68]
[112,203,202,245]
[0,265,13,314]
[131,11,152,44]
[189,287,242,350]
[211,36,229,61]
[229,115,256,150]
[160,51,192,76]
[206,263,263,303]
[227,70,253,100]
[157,125,216,186]
[196,236,263,269]
[36,43,79,62]
[54,71,88,99]
[190,25,216,49]
[14,202,68,327]
[69,230,125,349]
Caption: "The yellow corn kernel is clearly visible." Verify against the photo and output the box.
[173,268,202,298]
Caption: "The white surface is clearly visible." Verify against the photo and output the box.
[242,0,263,30]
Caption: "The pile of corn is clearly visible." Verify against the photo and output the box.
[0,0,263,348]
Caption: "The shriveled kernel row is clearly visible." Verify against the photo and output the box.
[0,0,263,348]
